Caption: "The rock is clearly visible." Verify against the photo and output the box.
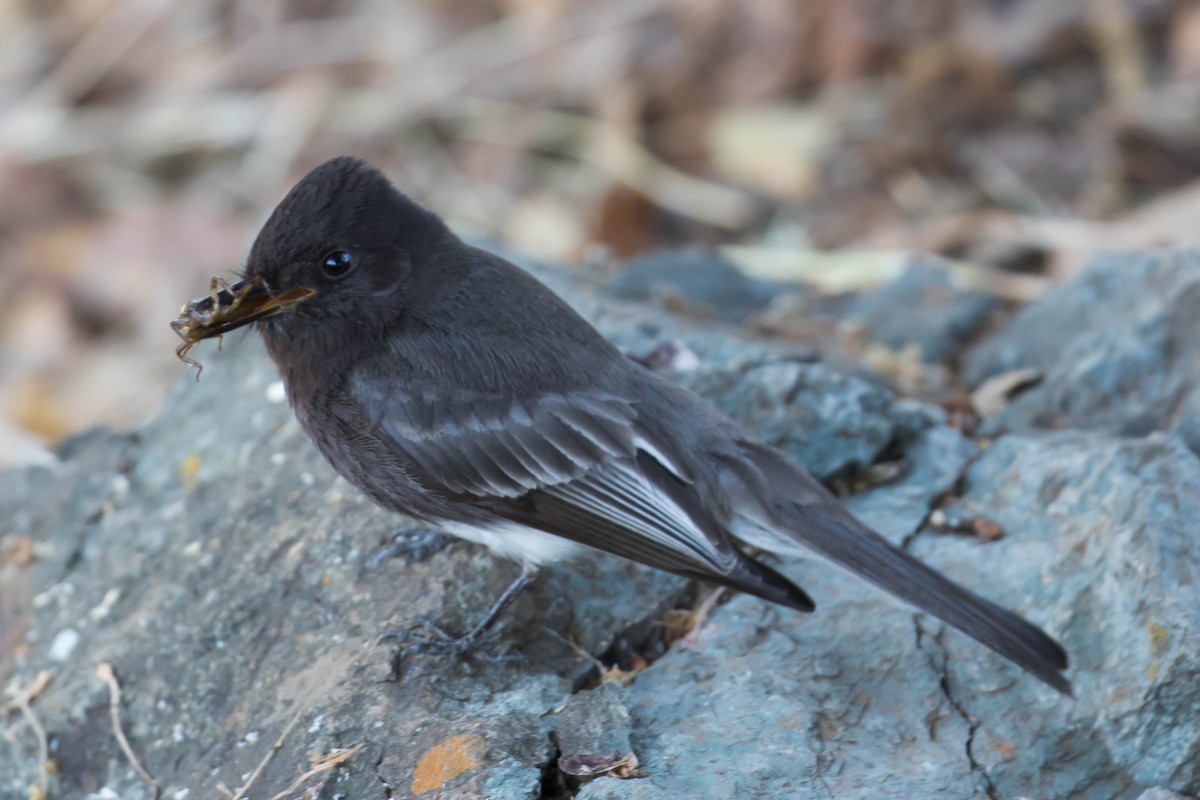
[844,424,979,545]
[575,586,980,799]
[605,249,782,322]
[964,250,1200,442]
[1174,411,1200,459]
[2,247,1198,799]
[553,682,636,780]
[832,257,1000,364]
[1136,789,1191,800]
[915,432,1200,798]
[678,359,941,482]
[756,256,1001,366]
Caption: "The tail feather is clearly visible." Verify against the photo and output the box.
[784,502,1070,695]
[728,443,1071,695]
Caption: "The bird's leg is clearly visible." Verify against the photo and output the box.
[383,564,538,674]
[368,528,449,567]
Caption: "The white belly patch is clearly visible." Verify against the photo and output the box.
[438,520,584,565]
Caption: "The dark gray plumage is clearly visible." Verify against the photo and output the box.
[209,157,1071,694]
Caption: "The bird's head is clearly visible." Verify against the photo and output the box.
[172,157,445,368]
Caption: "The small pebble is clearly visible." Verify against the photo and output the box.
[110,474,130,498]
[48,628,80,661]
[88,588,121,621]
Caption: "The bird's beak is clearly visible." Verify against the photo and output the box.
[171,277,316,370]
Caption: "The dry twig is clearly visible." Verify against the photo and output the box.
[6,671,52,798]
[95,662,160,799]
[268,743,365,800]
[677,587,727,649]
[229,706,306,800]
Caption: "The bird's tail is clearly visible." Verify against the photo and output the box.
[723,441,1072,695]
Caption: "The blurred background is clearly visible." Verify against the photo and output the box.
[2,0,1200,466]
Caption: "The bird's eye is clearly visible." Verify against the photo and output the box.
[321,250,353,277]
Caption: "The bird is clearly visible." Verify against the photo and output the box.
[171,156,1071,695]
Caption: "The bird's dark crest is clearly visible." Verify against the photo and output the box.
[246,157,439,279]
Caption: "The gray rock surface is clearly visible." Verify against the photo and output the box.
[831,257,1001,364]
[677,358,938,483]
[1137,790,1191,800]
[918,433,1200,798]
[553,682,635,779]
[965,250,1200,443]
[2,251,1198,799]
[605,249,783,323]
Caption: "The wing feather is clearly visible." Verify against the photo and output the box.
[370,388,728,568]
[506,424,581,481]
[557,406,631,456]
[539,414,604,468]
[545,461,733,570]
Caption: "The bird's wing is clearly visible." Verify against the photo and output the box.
[376,389,635,492]
[365,387,813,608]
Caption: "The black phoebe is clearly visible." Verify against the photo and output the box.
[172,157,1070,694]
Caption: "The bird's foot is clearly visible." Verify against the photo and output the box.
[385,618,521,663]
[368,528,449,567]
[381,565,537,677]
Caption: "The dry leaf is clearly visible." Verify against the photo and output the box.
[558,750,642,779]
[972,516,1005,542]
[971,368,1043,417]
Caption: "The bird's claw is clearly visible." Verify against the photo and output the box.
[381,622,513,678]
[368,529,449,568]
[380,567,537,679]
